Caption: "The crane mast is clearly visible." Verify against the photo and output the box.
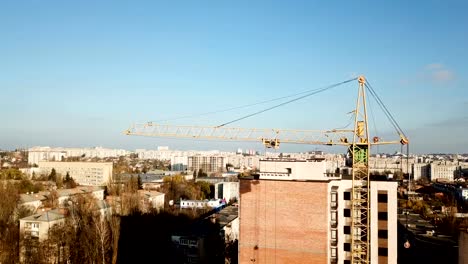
[124,76,407,264]
[350,76,371,263]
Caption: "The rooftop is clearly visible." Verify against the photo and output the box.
[20,208,67,222]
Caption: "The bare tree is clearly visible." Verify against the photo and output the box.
[0,181,20,263]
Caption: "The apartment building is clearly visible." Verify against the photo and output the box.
[430,163,459,182]
[28,146,128,165]
[20,209,67,241]
[38,161,113,186]
[188,156,225,173]
[239,158,397,264]
[170,156,188,171]
[412,163,430,181]
[226,155,260,170]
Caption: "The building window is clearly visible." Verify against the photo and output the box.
[344,243,351,252]
[344,209,351,217]
[378,212,388,220]
[378,247,388,256]
[344,192,351,200]
[344,260,351,264]
[378,230,388,238]
[378,193,388,203]
[344,226,351,235]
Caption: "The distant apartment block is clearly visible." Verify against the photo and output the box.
[28,146,129,165]
[430,163,459,182]
[136,148,224,160]
[170,156,188,171]
[239,158,397,264]
[412,163,430,181]
[38,161,113,186]
[188,156,225,173]
[226,155,260,170]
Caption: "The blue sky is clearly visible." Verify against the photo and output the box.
[1,1,467,154]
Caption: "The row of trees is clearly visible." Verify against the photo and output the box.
[0,168,77,192]
[162,175,212,206]
[0,182,32,263]
[48,169,77,189]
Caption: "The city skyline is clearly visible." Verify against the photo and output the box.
[2,1,467,153]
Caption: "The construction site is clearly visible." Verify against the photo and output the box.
[125,76,410,264]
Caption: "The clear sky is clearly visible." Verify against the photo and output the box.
[1,1,467,154]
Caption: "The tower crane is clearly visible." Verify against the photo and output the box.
[124,76,408,264]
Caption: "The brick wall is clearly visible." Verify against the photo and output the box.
[239,179,329,264]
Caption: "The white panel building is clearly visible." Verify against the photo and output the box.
[38,161,113,186]
[430,163,458,182]
[28,146,129,165]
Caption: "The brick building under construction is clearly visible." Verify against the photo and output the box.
[239,158,397,264]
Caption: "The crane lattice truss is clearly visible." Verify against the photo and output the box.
[126,124,356,147]
[125,76,407,264]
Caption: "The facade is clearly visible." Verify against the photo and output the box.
[139,190,165,212]
[226,155,260,170]
[38,161,113,186]
[214,181,239,202]
[28,146,129,165]
[239,158,397,264]
[19,209,67,241]
[430,163,459,182]
[412,163,430,181]
[170,156,188,171]
[188,156,225,173]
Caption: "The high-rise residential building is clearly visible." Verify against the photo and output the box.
[188,156,225,173]
[38,161,113,186]
[239,158,397,264]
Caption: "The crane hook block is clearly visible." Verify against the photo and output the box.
[400,136,409,145]
[262,139,280,149]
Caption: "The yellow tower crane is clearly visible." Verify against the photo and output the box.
[124,76,408,264]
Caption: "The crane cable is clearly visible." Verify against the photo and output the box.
[149,79,355,124]
[364,80,408,139]
[216,77,358,127]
